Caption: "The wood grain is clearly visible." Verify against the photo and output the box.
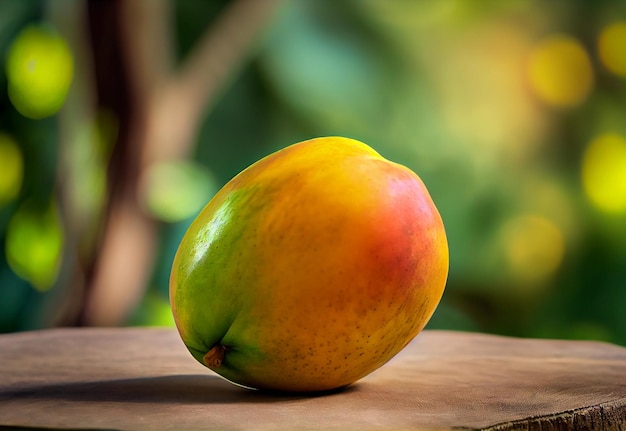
[0,328,625,430]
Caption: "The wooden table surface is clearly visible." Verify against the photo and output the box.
[0,327,625,430]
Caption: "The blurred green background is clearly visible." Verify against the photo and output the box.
[1,0,625,345]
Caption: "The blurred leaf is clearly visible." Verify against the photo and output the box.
[6,24,73,119]
[5,200,63,291]
[129,292,176,327]
[260,1,391,132]
[140,160,218,223]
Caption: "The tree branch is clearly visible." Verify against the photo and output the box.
[80,0,283,326]
[143,0,284,166]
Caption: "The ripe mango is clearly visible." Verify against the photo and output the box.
[170,136,449,392]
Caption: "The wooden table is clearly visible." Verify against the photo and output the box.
[1,327,625,430]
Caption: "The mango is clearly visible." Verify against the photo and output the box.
[169,136,449,392]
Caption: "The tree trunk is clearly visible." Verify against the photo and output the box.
[53,0,283,326]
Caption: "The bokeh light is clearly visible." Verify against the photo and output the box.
[6,25,74,119]
[0,133,23,207]
[130,293,176,327]
[527,34,593,108]
[5,202,64,292]
[582,133,626,213]
[598,22,626,77]
[140,161,217,223]
[500,214,565,285]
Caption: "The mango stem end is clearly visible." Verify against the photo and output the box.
[203,345,226,368]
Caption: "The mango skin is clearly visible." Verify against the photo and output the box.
[170,136,449,392]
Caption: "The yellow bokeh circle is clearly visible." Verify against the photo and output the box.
[6,25,74,119]
[5,201,64,291]
[500,214,565,285]
[528,34,593,108]
[598,22,626,76]
[582,133,626,213]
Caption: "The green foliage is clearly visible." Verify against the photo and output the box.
[141,161,218,223]
[6,24,73,119]
[0,0,625,347]
[5,200,63,291]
